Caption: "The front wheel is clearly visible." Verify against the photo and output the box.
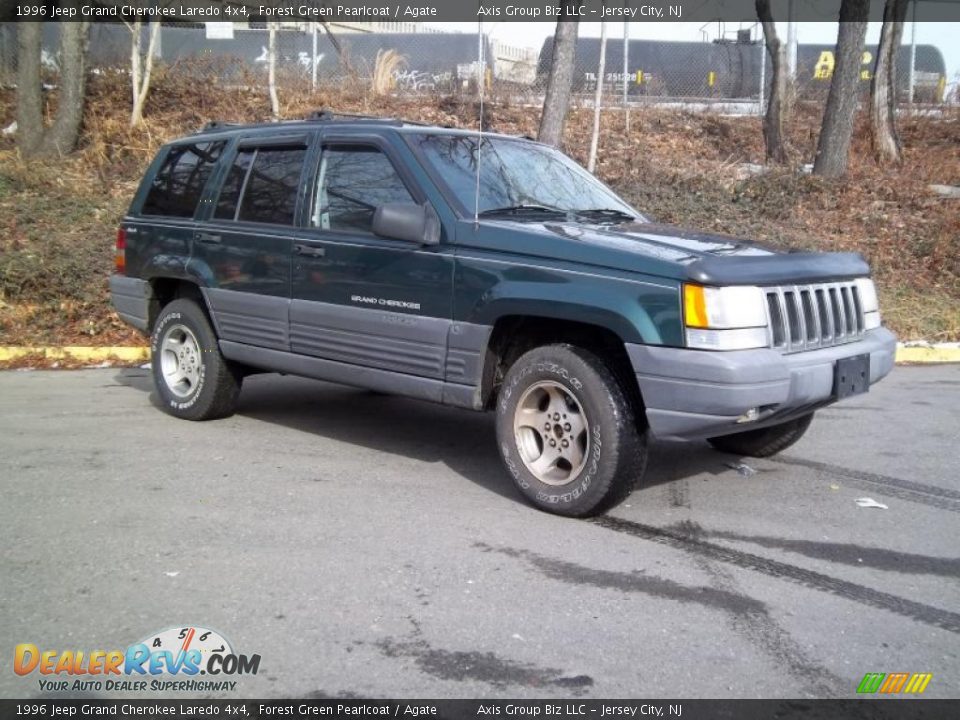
[151,299,241,421]
[707,413,814,458]
[495,344,648,517]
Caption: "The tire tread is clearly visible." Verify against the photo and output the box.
[707,413,814,458]
[497,343,648,517]
[152,299,241,421]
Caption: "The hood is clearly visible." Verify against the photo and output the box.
[467,220,870,285]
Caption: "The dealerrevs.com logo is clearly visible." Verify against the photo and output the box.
[14,626,260,693]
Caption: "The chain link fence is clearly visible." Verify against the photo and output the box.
[0,22,949,111]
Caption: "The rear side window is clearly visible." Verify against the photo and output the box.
[214,146,306,226]
[214,149,254,220]
[142,141,225,218]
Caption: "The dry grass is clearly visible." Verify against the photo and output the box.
[371,49,406,96]
[0,69,957,346]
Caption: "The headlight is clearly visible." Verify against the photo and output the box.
[855,277,882,330]
[683,284,768,350]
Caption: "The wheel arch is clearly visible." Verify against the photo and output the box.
[477,314,647,424]
[147,277,214,334]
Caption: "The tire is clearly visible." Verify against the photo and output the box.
[707,413,814,458]
[151,299,241,421]
[495,344,648,517]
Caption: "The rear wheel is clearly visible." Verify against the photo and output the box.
[495,344,648,517]
[151,299,241,421]
[707,413,814,458]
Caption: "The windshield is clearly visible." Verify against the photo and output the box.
[410,133,641,220]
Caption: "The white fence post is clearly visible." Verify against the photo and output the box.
[623,21,630,133]
[908,0,918,111]
[311,22,318,92]
[758,30,766,115]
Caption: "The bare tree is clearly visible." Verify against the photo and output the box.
[587,20,607,173]
[16,22,43,156]
[268,22,280,120]
[756,0,789,163]
[319,20,352,75]
[538,1,579,147]
[813,0,869,178]
[16,22,90,158]
[127,20,161,128]
[870,0,908,164]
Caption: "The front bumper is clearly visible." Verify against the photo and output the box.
[627,327,897,441]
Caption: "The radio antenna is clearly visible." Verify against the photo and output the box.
[474,21,484,229]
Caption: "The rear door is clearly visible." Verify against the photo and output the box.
[129,139,226,279]
[289,133,454,380]
[193,134,313,351]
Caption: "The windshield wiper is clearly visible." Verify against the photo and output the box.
[573,208,637,224]
[477,204,569,218]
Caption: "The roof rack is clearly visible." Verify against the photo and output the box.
[194,111,432,135]
[305,108,429,126]
[200,120,242,132]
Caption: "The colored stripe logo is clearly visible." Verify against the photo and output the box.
[857,672,932,694]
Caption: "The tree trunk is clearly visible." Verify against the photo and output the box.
[538,3,579,147]
[756,0,788,164]
[813,0,869,178]
[16,22,43,156]
[587,20,607,173]
[319,21,352,75]
[870,0,908,164]
[40,22,89,157]
[130,21,142,123]
[16,22,90,158]
[268,22,280,120]
[130,21,161,128]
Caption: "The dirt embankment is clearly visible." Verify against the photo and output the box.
[1,67,958,348]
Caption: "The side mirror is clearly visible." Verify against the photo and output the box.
[372,202,440,246]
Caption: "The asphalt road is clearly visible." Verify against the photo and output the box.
[1,365,958,700]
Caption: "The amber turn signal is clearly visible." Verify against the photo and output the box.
[683,283,709,329]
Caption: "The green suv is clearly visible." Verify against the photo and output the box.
[110,113,896,516]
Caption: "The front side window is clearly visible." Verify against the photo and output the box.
[214,145,306,226]
[142,141,225,218]
[411,134,638,219]
[312,146,415,233]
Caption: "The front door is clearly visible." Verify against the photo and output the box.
[289,136,453,380]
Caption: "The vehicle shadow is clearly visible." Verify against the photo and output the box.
[116,369,736,508]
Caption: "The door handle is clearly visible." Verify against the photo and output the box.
[196,232,221,245]
[294,243,325,258]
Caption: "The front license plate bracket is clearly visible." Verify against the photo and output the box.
[834,353,871,399]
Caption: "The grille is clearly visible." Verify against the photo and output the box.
[764,282,865,352]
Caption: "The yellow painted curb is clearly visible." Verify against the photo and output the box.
[0,346,150,362]
[895,345,960,364]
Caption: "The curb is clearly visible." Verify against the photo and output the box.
[894,343,960,364]
[0,346,150,362]
[2,344,959,366]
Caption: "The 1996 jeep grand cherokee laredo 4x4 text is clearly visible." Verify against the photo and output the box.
[110,113,896,517]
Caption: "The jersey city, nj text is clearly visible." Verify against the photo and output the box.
[478,5,681,18]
